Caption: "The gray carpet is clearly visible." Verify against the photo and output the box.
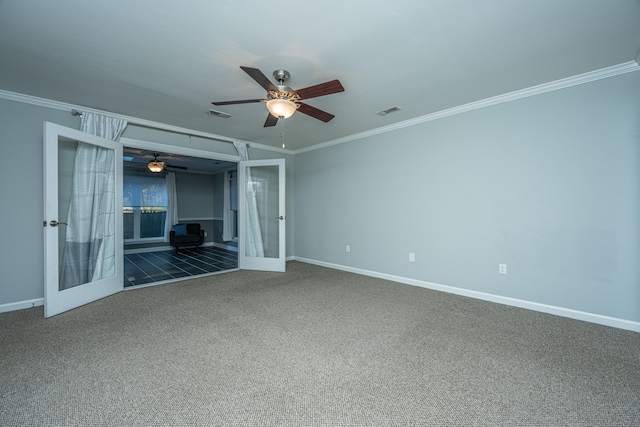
[1,261,639,426]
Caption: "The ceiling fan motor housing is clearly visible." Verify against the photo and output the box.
[270,69,298,101]
[211,65,344,126]
[273,69,290,84]
[268,89,299,101]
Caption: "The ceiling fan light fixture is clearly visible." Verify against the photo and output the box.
[147,153,165,173]
[148,160,165,173]
[266,99,297,119]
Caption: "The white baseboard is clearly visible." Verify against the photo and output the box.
[125,241,238,255]
[0,298,44,314]
[292,257,640,333]
[124,245,174,255]
[211,242,238,252]
[6,259,637,333]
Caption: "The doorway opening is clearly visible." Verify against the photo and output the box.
[122,147,239,288]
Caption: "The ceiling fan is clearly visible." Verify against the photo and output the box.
[147,153,187,173]
[212,66,345,127]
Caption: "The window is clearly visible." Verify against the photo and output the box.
[123,175,168,241]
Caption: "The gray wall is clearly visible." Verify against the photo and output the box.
[208,171,239,248]
[293,71,640,323]
[175,171,216,244]
[0,98,284,308]
[3,71,637,325]
[0,99,80,306]
[124,125,295,254]
[123,125,238,157]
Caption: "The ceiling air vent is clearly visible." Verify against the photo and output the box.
[376,106,402,116]
[208,109,232,119]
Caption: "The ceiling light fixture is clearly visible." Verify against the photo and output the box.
[147,153,165,173]
[266,98,297,119]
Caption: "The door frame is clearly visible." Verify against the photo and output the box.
[238,158,286,272]
[45,133,286,314]
[43,122,124,317]
[119,137,240,253]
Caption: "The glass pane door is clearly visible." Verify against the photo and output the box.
[44,122,123,317]
[238,159,285,272]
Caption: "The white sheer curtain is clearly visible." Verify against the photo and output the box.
[222,171,233,242]
[233,141,264,257]
[60,113,127,289]
[164,172,178,242]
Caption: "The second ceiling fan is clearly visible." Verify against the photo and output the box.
[212,66,345,127]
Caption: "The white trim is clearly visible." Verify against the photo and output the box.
[238,158,286,272]
[240,139,292,155]
[0,90,72,112]
[120,137,240,163]
[124,245,174,255]
[292,257,640,333]
[293,61,640,154]
[212,242,238,252]
[124,241,220,255]
[0,298,44,314]
[44,122,124,318]
[3,62,636,156]
[124,237,164,244]
[178,217,220,222]
[0,89,239,144]
[0,88,296,154]
[0,90,290,154]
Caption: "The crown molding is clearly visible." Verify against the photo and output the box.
[0,89,74,112]
[0,89,238,145]
[243,140,293,155]
[2,60,638,157]
[294,61,640,155]
[0,88,294,155]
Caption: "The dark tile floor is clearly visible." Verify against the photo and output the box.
[124,246,238,287]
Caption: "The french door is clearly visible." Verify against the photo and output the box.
[43,123,283,317]
[43,122,123,317]
[238,159,286,272]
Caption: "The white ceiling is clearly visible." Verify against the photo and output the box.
[1,1,639,151]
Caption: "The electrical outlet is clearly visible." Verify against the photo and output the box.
[204,231,208,237]
[346,245,351,253]
[409,252,415,262]
[499,264,507,274]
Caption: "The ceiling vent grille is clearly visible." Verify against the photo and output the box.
[376,106,402,116]
[208,109,232,118]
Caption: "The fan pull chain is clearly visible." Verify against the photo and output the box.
[280,118,285,148]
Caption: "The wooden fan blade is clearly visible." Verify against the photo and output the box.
[296,102,335,123]
[264,113,278,127]
[295,79,344,100]
[240,66,278,92]
[165,164,187,170]
[212,99,263,106]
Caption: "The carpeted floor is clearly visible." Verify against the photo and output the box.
[1,261,639,426]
